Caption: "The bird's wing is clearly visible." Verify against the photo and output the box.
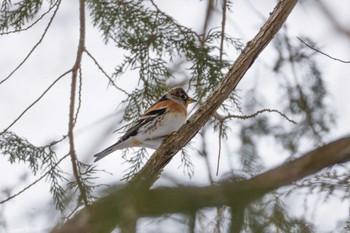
[117,107,167,143]
[93,107,168,162]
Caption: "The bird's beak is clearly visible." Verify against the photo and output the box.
[186,97,197,104]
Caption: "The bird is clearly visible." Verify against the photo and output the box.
[93,87,196,162]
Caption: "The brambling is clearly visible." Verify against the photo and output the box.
[93,87,196,162]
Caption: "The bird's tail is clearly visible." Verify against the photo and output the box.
[93,141,125,162]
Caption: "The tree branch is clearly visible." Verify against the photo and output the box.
[0,0,61,85]
[68,0,89,208]
[0,0,60,36]
[131,135,350,214]
[213,108,296,124]
[0,153,69,205]
[129,0,298,189]
[52,135,350,233]
[1,69,71,134]
[84,49,130,95]
[298,37,350,63]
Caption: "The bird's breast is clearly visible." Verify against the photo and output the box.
[137,111,186,140]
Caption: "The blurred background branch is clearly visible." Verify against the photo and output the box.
[52,135,350,233]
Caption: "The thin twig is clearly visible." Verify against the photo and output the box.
[67,0,89,209]
[149,0,201,40]
[1,69,71,134]
[298,37,350,63]
[84,49,130,95]
[48,134,69,148]
[73,67,83,127]
[0,1,59,36]
[0,0,61,85]
[215,108,297,124]
[0,153,69,204]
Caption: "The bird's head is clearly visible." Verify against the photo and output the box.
[164,87,197,106]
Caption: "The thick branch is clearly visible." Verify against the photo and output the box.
[52,135,350,233]
[122,136,350,214]
[104,136,350,215]
[130,0,298,188]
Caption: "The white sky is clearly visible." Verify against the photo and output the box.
[0,0,350,232]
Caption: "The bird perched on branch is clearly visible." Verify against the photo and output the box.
[93,87,196,162]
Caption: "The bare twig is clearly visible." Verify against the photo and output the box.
[214,108,296,124]
[73,67,83,127]
[48,134,69,148]
[0,0,61,85]
[0,1,59,36]
[1,69,71,134]
[149,0,201,40]
[298,37,350,63]
[84,49,130,95]
[67,0,89,208]
[213,108,296,176]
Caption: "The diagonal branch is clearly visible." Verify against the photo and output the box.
[0,0,61,85]
[0,153,69,205]
[0,0,60,36]
[84,49,130,95]
[298,37,350,63]
[130,0,299,189]
[1,69,71,134]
